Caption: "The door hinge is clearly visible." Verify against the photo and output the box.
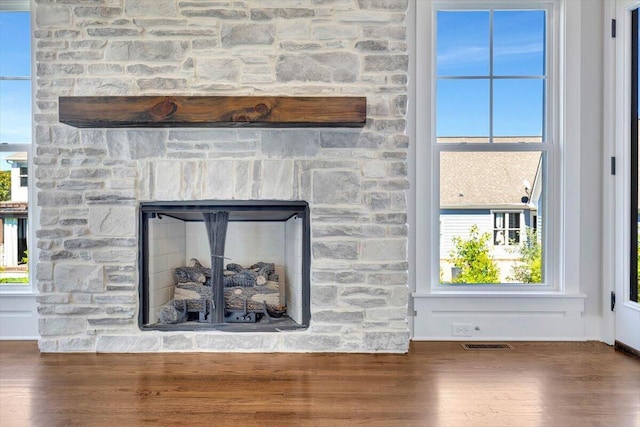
[612,19,617,38]
[611,156,616,175]
[611,291,616,311]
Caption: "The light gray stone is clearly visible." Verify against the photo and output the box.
[125,0,177,17]
[54,264,105,293]
[38,339,59,352]
[276,53,359,82]
[197,58,239,82]
[343,297,388,308]
[89,206,136,237]
[86,28,141,37]
[204,160,235,199]
[313,171,361,204]
[137,78,188,90]
[93,250,137,263]
[358,0,408,10]
[281,334,341,351]
[38,192,83,207]
[251,8,315,20]
[105,41,188,61]
[59,337,95,351]
[311,285,338,306]
[162,335,195,350]
[96,335,162,352]
[313,309,363,323]
[312,241,358,260]
[221,24,275,47]
[365,55,409,72]
[195,334,279,351]
[107,131,166,159]
[36,5,72,27]
[39,317,86,336]
[363,331,409,352]
[262,130,319,158]
[259,160,294,200]
[361,239,406,261]
[93,294,137,305]
[182,9,246,19]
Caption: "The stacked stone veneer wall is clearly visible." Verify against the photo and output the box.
[34,0,410,352]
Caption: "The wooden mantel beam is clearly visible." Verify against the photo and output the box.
[58,96,366,128]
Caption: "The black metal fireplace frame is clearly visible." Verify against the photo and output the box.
[138,200,311,332]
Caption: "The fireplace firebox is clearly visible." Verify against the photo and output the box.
[139,200,310,332]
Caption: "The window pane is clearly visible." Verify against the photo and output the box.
[440,151,544,284]
[494,10,545,76]
[437,11,490,76]
[437,79,489,138]
[0,151,29,285]
[493,79,544,139]
[0,80,32,144]
[0,11,30,77]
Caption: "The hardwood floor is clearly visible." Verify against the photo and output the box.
[0,341,638,427]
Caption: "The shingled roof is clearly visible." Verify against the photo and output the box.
[440,150,542,209]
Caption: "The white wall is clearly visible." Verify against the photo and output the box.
[185,222,286,268]
[285,215,303,324]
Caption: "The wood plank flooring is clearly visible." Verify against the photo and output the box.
[0,341,638,426]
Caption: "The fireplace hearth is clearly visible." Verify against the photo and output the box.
[139,200,310,332]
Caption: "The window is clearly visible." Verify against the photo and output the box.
[493,212,521,246]
[19,166,27,187]
[435,4,554,286]
[0,4,31,286]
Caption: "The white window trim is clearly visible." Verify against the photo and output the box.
[413,0,585,297]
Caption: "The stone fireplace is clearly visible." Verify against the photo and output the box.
[34,0,410,352]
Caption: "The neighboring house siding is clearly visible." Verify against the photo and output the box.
[440,209,530,283]
[10,163,27,203]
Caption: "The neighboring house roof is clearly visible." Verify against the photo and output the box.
[440,147,542,209]
[4,152,27,163]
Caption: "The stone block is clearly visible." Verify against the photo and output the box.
[276,53,359,83]
[89,206,136,237]
[181,9,247,19]
[251,8,315,20]
[197,58,239,82]
[39,317,86,336]
[162,335,195,351]
[361,239,406,261]
[125,0,177,17]
[312,309,363,323]
[38,191,83,207]
[313,171,361,205]
[312,241,358,260]
[221,24,275,47]
[311,285,338,306]
[204,160,235,199]
[262,130,319,158]
[96,335,162,352]
[365,55,409,72]
[358,0,409,10]
[107,130,166,160]
[154,161,183,200]
[281,334,341,351]
[259,160,294,200]
[54,264,105,293]
[195,334,279,351]
[362,331,409,352]
[105,41,188,61]
[59,337,95,352]
[36,5,72,27]
[94,249,137,263]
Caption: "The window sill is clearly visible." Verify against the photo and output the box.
[0,284,36,296]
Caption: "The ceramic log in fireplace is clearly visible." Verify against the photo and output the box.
[139,200,310,332]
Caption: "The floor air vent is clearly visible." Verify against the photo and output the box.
[461,343,514,351]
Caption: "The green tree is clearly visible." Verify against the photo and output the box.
[449,225,500,284]
[508,227,542,283]
[0,170,10,201]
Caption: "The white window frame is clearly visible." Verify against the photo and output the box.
[415,0,572,295]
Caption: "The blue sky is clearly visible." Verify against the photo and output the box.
[436,10,546,138]
[0,11,31,147]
